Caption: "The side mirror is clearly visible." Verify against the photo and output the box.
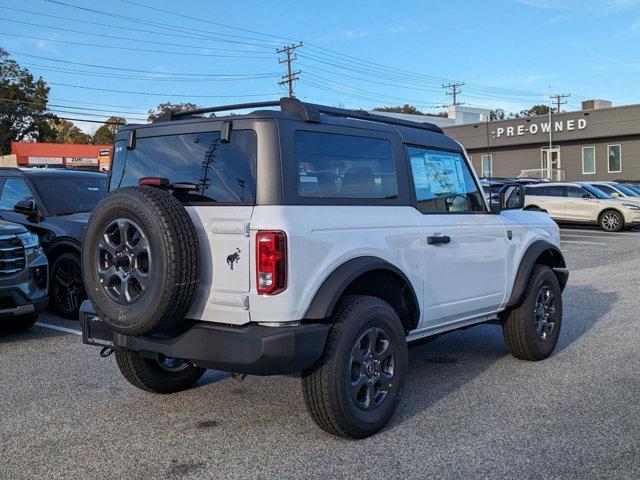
[610,192,621,198]
[494,184,525,212]
[582,193,592,199]
[14,198,38,215]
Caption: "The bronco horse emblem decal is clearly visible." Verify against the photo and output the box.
[226,248,241,270]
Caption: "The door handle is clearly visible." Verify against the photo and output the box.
[426,235,451,245]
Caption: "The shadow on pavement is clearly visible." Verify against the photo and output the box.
[393,284,614,427]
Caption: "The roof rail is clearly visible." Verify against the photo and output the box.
[156,97,444,134]
[155,100,281,122]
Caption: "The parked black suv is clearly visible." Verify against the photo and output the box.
[0,220,48,331]
[0,168,106,318]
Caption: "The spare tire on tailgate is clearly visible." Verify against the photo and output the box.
[82,186,200,336]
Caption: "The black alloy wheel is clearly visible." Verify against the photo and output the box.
[51,252,86,319]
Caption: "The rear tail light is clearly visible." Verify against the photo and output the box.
[256,231,286,295]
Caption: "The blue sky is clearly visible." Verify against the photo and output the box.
[2,0,640,131]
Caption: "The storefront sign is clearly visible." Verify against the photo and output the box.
[494,118,587,138]
[65,157,99,166]
[28,156,64,165]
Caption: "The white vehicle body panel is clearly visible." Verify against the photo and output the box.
[185,201,561,339]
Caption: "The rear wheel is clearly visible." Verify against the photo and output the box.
[50,252,85,319]
[302,295,408,438]
[115,349,206,394]
[0,313,39,332]
[599,210,623,232]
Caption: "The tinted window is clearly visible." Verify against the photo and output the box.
[593,184,616,195]
[613,183,639,197]
[567,186,588,198]
[295,131,397,199]
[581,184,610,199]
[0,178,34,210]
[109,130,257,204]
[408,147,485,213]
[31,176,106,215]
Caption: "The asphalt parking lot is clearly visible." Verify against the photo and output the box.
[2,226,639,480]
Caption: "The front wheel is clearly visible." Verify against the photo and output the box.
[599,210,623,232]
[302,295,408,439]
[50,252,85,319]
[503,265,562,361]
[115,350,206,394]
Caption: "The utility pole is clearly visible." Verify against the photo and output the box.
[550,93,570,113]
[277,42,302,98]
[442,82,465,107]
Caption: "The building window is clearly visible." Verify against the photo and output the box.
[608,145,622,173]
[481,154,493,178]
[582,146,596,175]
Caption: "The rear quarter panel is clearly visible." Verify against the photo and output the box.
[248,205,424,324]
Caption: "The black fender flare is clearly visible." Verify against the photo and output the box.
[507,240,568,308]
[303,256,420,321]
[46,237,82,259]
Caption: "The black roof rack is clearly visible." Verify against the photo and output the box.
[155,97,444,134]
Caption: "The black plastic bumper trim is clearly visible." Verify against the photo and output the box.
[81,312,329,375]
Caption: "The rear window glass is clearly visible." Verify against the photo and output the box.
[109,130,257,204]
[32,176,106,215]
[295,131,398,199]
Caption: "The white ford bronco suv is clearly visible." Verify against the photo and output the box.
[80,98,568,438]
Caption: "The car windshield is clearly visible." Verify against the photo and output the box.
[581,184,611,199]
[623,184,640,195]
[31,176,106,215]
[612,183,640,197]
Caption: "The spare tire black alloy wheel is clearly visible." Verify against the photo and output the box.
[82,186,200,336]
[98,218,150,305]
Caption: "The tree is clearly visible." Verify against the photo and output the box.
[373,104,425,115]
[490,108,506,121]
[147,102,201,122]
[93,116,125,145]
[49,118,92,144]
[517,104,551,118]
[0,48,53,154]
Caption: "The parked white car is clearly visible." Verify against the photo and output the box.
[79,98,569,438]
[583,181,640,206]
[525,182,640,231]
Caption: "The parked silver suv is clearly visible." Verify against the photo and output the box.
[525,182,640,231]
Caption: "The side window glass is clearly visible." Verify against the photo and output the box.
[407,147,485,213]
[0,178,34,210]
[567,186,587,198]
[546,185,566,197]
[295,131,398,199]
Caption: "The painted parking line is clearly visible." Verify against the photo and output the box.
[561,229,640,236]
[561,234,620,239]
[34,322,82,336]
[561,240,607,245]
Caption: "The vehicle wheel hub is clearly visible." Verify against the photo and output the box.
[534,285,556,342]
[97,218,151,305]
[349,327,395,410]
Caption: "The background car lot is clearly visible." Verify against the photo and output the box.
[1,225,639,480]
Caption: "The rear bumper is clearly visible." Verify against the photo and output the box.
[80,301,329,375]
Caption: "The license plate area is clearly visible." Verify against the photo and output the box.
[81,311,115,347]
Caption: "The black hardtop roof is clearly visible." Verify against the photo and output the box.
[116,97,462,151]
[0,167,106,178]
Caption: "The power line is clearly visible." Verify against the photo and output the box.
[277,43,302,98]
[0,32,276,59]
[6,51,279,78]
[0,16,275,54]
[1,5,280,49]
[20,62,279,83]
[47,82,281,98]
